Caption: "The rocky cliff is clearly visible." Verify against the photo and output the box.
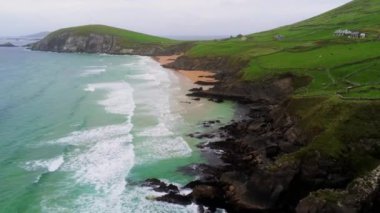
[139,67,380,212]
[31,27,193,56]
[121,52,380,212]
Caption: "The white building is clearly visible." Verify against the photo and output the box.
[334,29,352,36]
[334,29,367,39]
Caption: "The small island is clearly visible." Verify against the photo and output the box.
[0,42,17,47]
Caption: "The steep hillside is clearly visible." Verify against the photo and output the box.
[182,0,380,99]
[164,1,380,211]
[31,25,189,55]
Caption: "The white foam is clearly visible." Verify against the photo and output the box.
[155,136,192,158]
[180,189,193,196]
[23,155,64,172]
[129,57,193,164]
[120,186,198,213]
[50,123,133,146]
[34,174,42,184]
[44,186,198,213]
[43,80,136,210]
[136,136,192,164]
[137,123,173,137]
[41,80,136,211]
[84,85,95,92]
[81,68,106,76]
[41,123,135,212]
[62,135,134,188]
[139,57,171,85]
[86,65,107,68]
[122,63,134,67]
[127,73,156,81]
[85,82,135,116]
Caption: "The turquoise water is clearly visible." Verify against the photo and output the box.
[0,46,235,212]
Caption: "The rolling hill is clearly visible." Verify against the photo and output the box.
[32,25,183,55]
[47,25,175,44]
[184,0,380,99]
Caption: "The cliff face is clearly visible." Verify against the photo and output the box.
[165,55,310,104]
[297,165,380,212]
[147,65,380,212]
[141,52,380,212]
[31,32,191,56]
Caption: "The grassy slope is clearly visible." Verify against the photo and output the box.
[47,24,177,46]
[184,0,380,179]
[280,96,380,176]
[186,0,380,99]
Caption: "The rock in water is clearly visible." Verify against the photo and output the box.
[156,192,192,206]
[141,178,179,194]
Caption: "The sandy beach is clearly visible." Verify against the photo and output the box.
[153,55,218,84]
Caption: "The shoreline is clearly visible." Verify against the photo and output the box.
[153,55,218,84]
[29,34,380,212]
[142,69,380,212]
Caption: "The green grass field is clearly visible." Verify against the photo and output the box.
[192,0,380,171]
[47,25,177,46]
[184,0,380,99]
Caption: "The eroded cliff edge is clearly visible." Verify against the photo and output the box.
[145,55,380,213]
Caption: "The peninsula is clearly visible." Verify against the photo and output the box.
[31,0,380,212]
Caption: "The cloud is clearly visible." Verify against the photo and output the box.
[0,0,350,36]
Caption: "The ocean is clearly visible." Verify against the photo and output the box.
[0,45,235,212]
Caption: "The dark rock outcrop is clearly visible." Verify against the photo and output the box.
[296,165,380,213]
[152,69,380,212]
[142,178,179,194]
[156,192,193,206]
[195,81,217,86]
[163,56,248,73]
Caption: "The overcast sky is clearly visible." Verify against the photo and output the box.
[0,0,350,37]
